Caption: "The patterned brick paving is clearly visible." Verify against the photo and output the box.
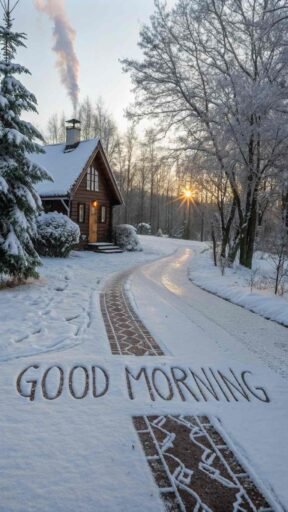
[101,269,275,510]
[100,271,164,355]
[133,415,273,512]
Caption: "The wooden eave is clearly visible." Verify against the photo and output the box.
[41,195,69,200]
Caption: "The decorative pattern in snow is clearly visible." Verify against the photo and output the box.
[133,415,273,511]
[100,270,164,355]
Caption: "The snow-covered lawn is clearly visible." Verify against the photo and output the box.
[189,245,288,327]
[0,236,184,362]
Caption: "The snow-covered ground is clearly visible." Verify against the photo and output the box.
[189,245,288,327]
[0,237,287,511]
[0,237,181,362]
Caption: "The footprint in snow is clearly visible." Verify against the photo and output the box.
[65,315,80,322]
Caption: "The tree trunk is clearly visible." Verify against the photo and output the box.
[211,223,217,266]
[200,210,204,241]
[217,196,237,262]
[239,186,258,268]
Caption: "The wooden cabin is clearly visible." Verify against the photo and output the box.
[31,120,123,249]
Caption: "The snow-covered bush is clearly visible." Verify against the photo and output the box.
[35,212,80,257]
[114,224,142,252]
[156,228,163,237]
[137,223,151,235]
[0,273,8,289]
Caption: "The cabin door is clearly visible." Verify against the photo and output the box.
[89,201,98,243]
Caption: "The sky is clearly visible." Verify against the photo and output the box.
[11,0,175,137]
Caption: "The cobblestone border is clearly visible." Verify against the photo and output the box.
[100,271,164,356]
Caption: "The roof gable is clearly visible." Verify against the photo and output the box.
[71,142,123,205]
[30,138,99,197]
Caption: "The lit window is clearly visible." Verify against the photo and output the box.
[78,203,85,223]
[100,205,106,223]
[86,166,99,191]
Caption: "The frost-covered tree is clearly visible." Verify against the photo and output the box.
[123,0,288,268]
[0,0,50,281]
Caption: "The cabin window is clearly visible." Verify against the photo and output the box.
[78,203,86,223]
[86,166,99,191]
[100,205,106,223]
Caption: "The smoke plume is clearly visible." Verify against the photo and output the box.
[34,0,80,111]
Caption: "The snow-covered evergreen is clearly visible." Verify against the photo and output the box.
[0,1,50,280]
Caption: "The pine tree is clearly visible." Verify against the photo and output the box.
[0,0,50,281]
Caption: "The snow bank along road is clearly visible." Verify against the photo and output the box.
[0,239,287,512]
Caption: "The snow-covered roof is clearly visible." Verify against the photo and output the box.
[30,138,99,197]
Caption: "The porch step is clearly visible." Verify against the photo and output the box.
[100,248,123,254]
[87,243,123,254]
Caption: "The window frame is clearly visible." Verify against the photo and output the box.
[86,171,91,191]
[86,166,99,192]
[77,203,86,224]
[100,205,107,224]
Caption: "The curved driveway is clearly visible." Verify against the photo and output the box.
[129,247,288,379]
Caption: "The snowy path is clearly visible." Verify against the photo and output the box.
[130,246,288,380]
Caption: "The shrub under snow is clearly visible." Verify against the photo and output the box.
[36,212,80,258]
[114,224,142,252]
[137,222,151,235]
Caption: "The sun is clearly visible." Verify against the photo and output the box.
[184,189,192,199]
[179,188,195,205]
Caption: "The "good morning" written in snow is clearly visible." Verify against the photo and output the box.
[16,364,270,403]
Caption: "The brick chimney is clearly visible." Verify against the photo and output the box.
[65,119,81,149]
